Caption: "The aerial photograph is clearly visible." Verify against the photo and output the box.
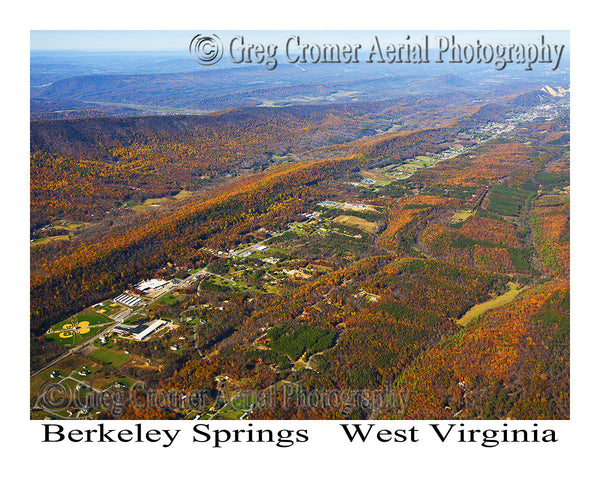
[30,30,570,421]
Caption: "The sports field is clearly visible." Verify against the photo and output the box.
[45,312,112,346]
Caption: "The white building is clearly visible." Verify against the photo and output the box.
[114,293,144,307]
[135,279,169,293]
[133,320,167,341]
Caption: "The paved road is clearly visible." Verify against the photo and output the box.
[30,277,192,379]
[30,323,116,378]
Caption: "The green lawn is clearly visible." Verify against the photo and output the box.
[158,294,180,306]
[216,409,245,420]
[88,347,131,367]
[74,313,111,325]
[414,156,435,165]
[50,312,111,332]
[93,302,123,314]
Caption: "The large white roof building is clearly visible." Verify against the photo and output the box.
[133,320,167,341]
[136,279,169,292]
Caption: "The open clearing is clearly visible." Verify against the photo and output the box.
[88,347,131,367]
[413,156,435,165]
[125,190,195,212]
[359,167,394,185]
[31,220,88,247]
[174,190,194,200]
[450,210,474,223]
[333,215,377,233]
[130,197,168,212]
[457,282,529,327]
[31,235,71,247]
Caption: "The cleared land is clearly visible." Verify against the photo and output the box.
[457,282,529,327]
[333,215,377,233]
[174,190,194,200]
[31,235,71,247]
[450,210,474,223]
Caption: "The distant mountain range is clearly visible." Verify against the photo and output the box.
[31,56,562,120]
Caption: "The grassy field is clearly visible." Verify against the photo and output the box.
[31,220,87,247]
[450,210,474,224]
[50,312,111,332]
[93,301,124,315]
[31,235,71,247]
[74,313,112,325]
[457,282,529,327]
[361,159,434,185]
[54,220,86,231]
[130,197,168,212]
[158,294,180,306]
[413,156,435,165]
[359,168,394,185]
[216,409,245,420]
[174,190,194,200]
[333,215,377,233]
[88,347,131,367]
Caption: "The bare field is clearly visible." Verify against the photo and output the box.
[334,215,377,233]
